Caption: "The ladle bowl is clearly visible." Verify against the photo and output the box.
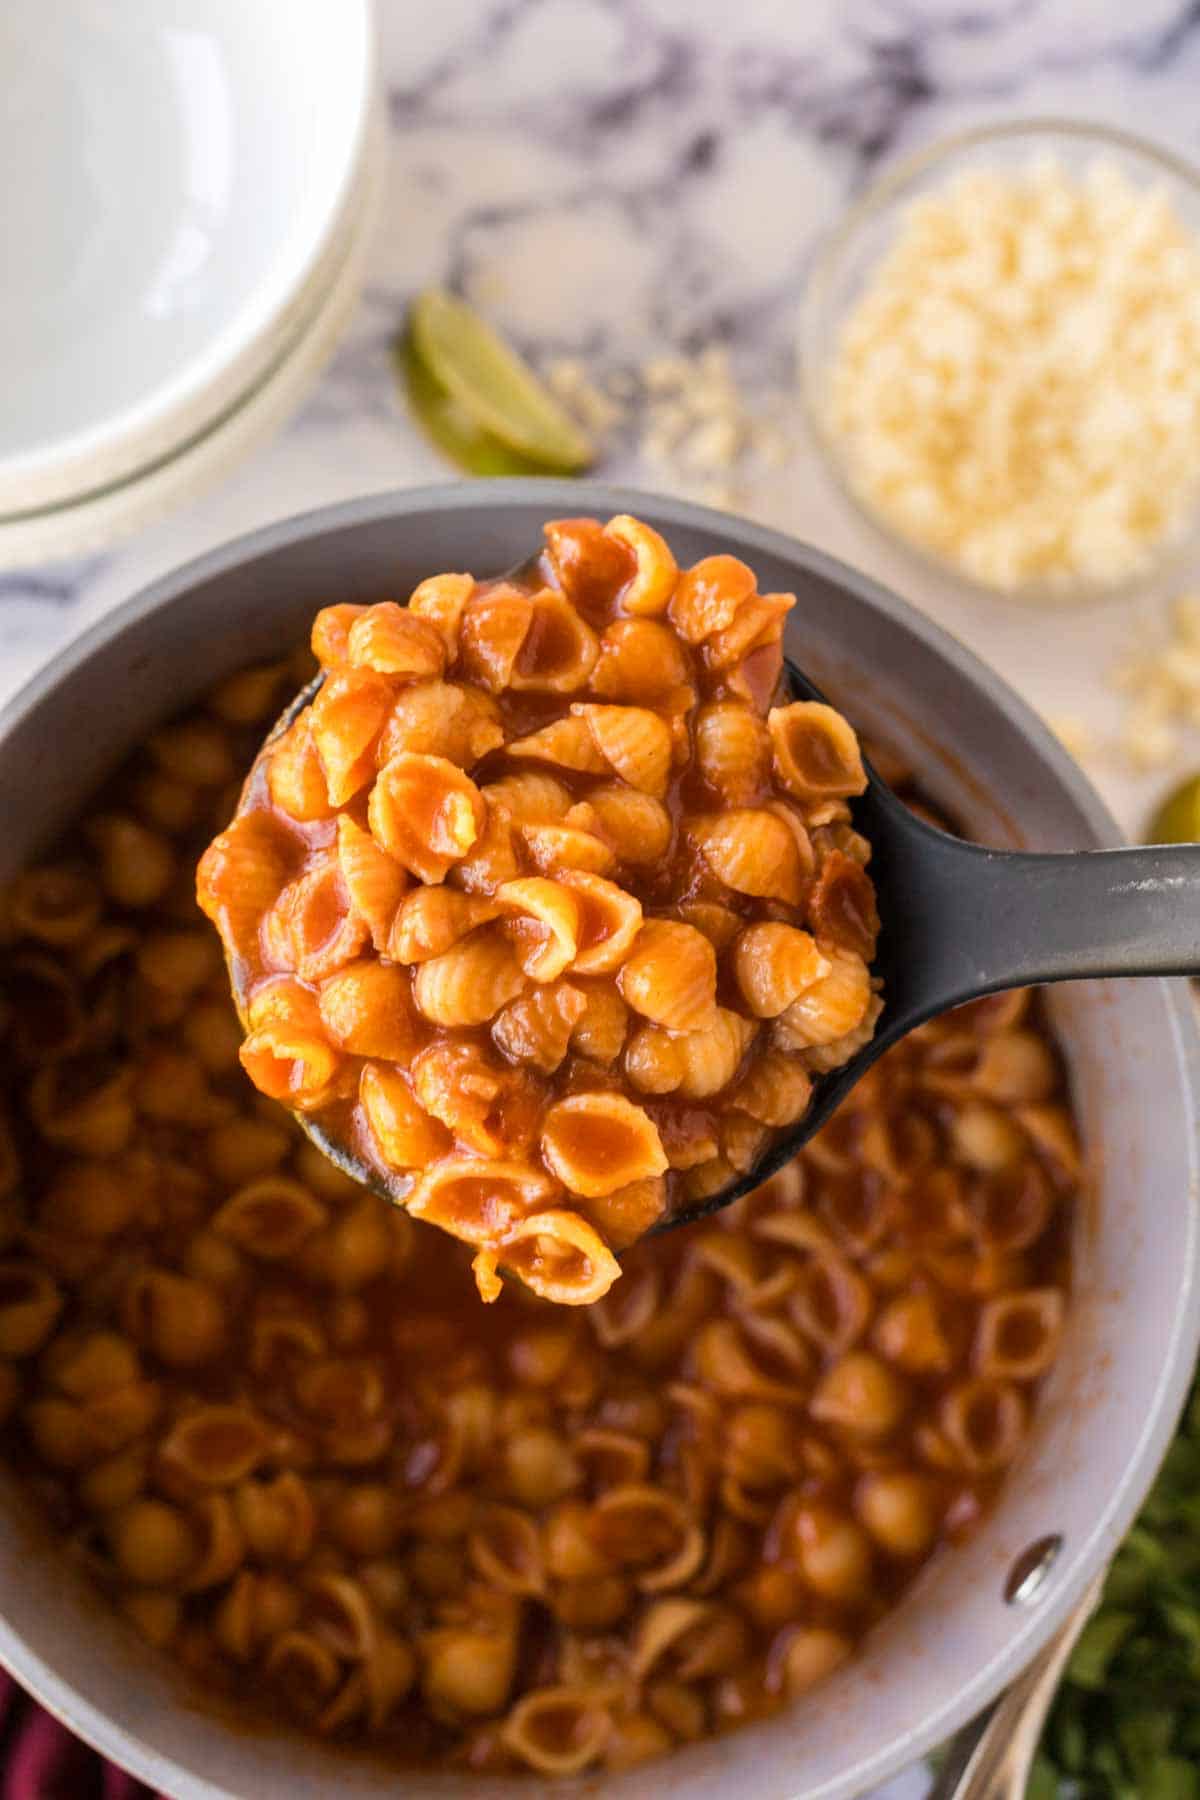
[248,641,1200,1230]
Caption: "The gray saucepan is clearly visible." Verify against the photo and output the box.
[0,481,1196,1800]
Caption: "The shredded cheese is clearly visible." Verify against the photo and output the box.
[826,158,1200,593]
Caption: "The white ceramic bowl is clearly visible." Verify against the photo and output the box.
[0,0,374,516]
[0,485,1197,1800]
[0,100,383,567]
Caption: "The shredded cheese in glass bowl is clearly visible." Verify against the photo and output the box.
[800,121,1200,603]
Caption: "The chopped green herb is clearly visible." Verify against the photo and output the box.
[1038,1373,1200,1793]
[1068,1611,1137,1690]
[1145,1759,1200,1800]
[1028,1756,1062,1800]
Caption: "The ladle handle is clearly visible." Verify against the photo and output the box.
[877,823,1200,1021]
[949,841,1200,988]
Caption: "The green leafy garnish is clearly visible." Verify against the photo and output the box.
[1029,1756,1063,1800]
[1068,1612,1137,1690]
[400,287,594,474]
[1038,1371,1200,1793]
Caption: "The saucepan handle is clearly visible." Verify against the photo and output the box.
[928,1576,1105,1800]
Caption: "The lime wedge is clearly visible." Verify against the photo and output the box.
[409,288,594,472]
[1147,774,1200,844]
[395,329,553,477]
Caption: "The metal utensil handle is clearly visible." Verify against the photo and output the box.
[929,1575,1105,1800]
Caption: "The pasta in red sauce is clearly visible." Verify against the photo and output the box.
[198,518,884,1304]
[0,644,1073,1774]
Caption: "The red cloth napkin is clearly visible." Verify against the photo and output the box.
[0,1673,157,1800]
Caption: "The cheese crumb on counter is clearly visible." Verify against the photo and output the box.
[825,158,1200,594]
[1047,591,1200,773]
[1111,592,1200,769]
[545,346,793,510]
[1046,714,1097,763]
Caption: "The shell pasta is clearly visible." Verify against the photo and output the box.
[0,660,1073,1776]
[198,518,883,1303]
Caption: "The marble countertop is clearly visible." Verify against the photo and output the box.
[5,4,1199,1794]
[7,0,1200,842]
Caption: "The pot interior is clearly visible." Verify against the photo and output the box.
[0,486,1195,1800]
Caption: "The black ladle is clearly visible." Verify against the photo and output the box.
[255,662,1200,1232]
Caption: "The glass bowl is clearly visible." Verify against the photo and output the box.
[799,119,1200,606]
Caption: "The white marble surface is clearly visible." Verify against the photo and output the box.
[5,5,1200,1787]
[6,0,1200,841]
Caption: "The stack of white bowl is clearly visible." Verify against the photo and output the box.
[0,0,379,565]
